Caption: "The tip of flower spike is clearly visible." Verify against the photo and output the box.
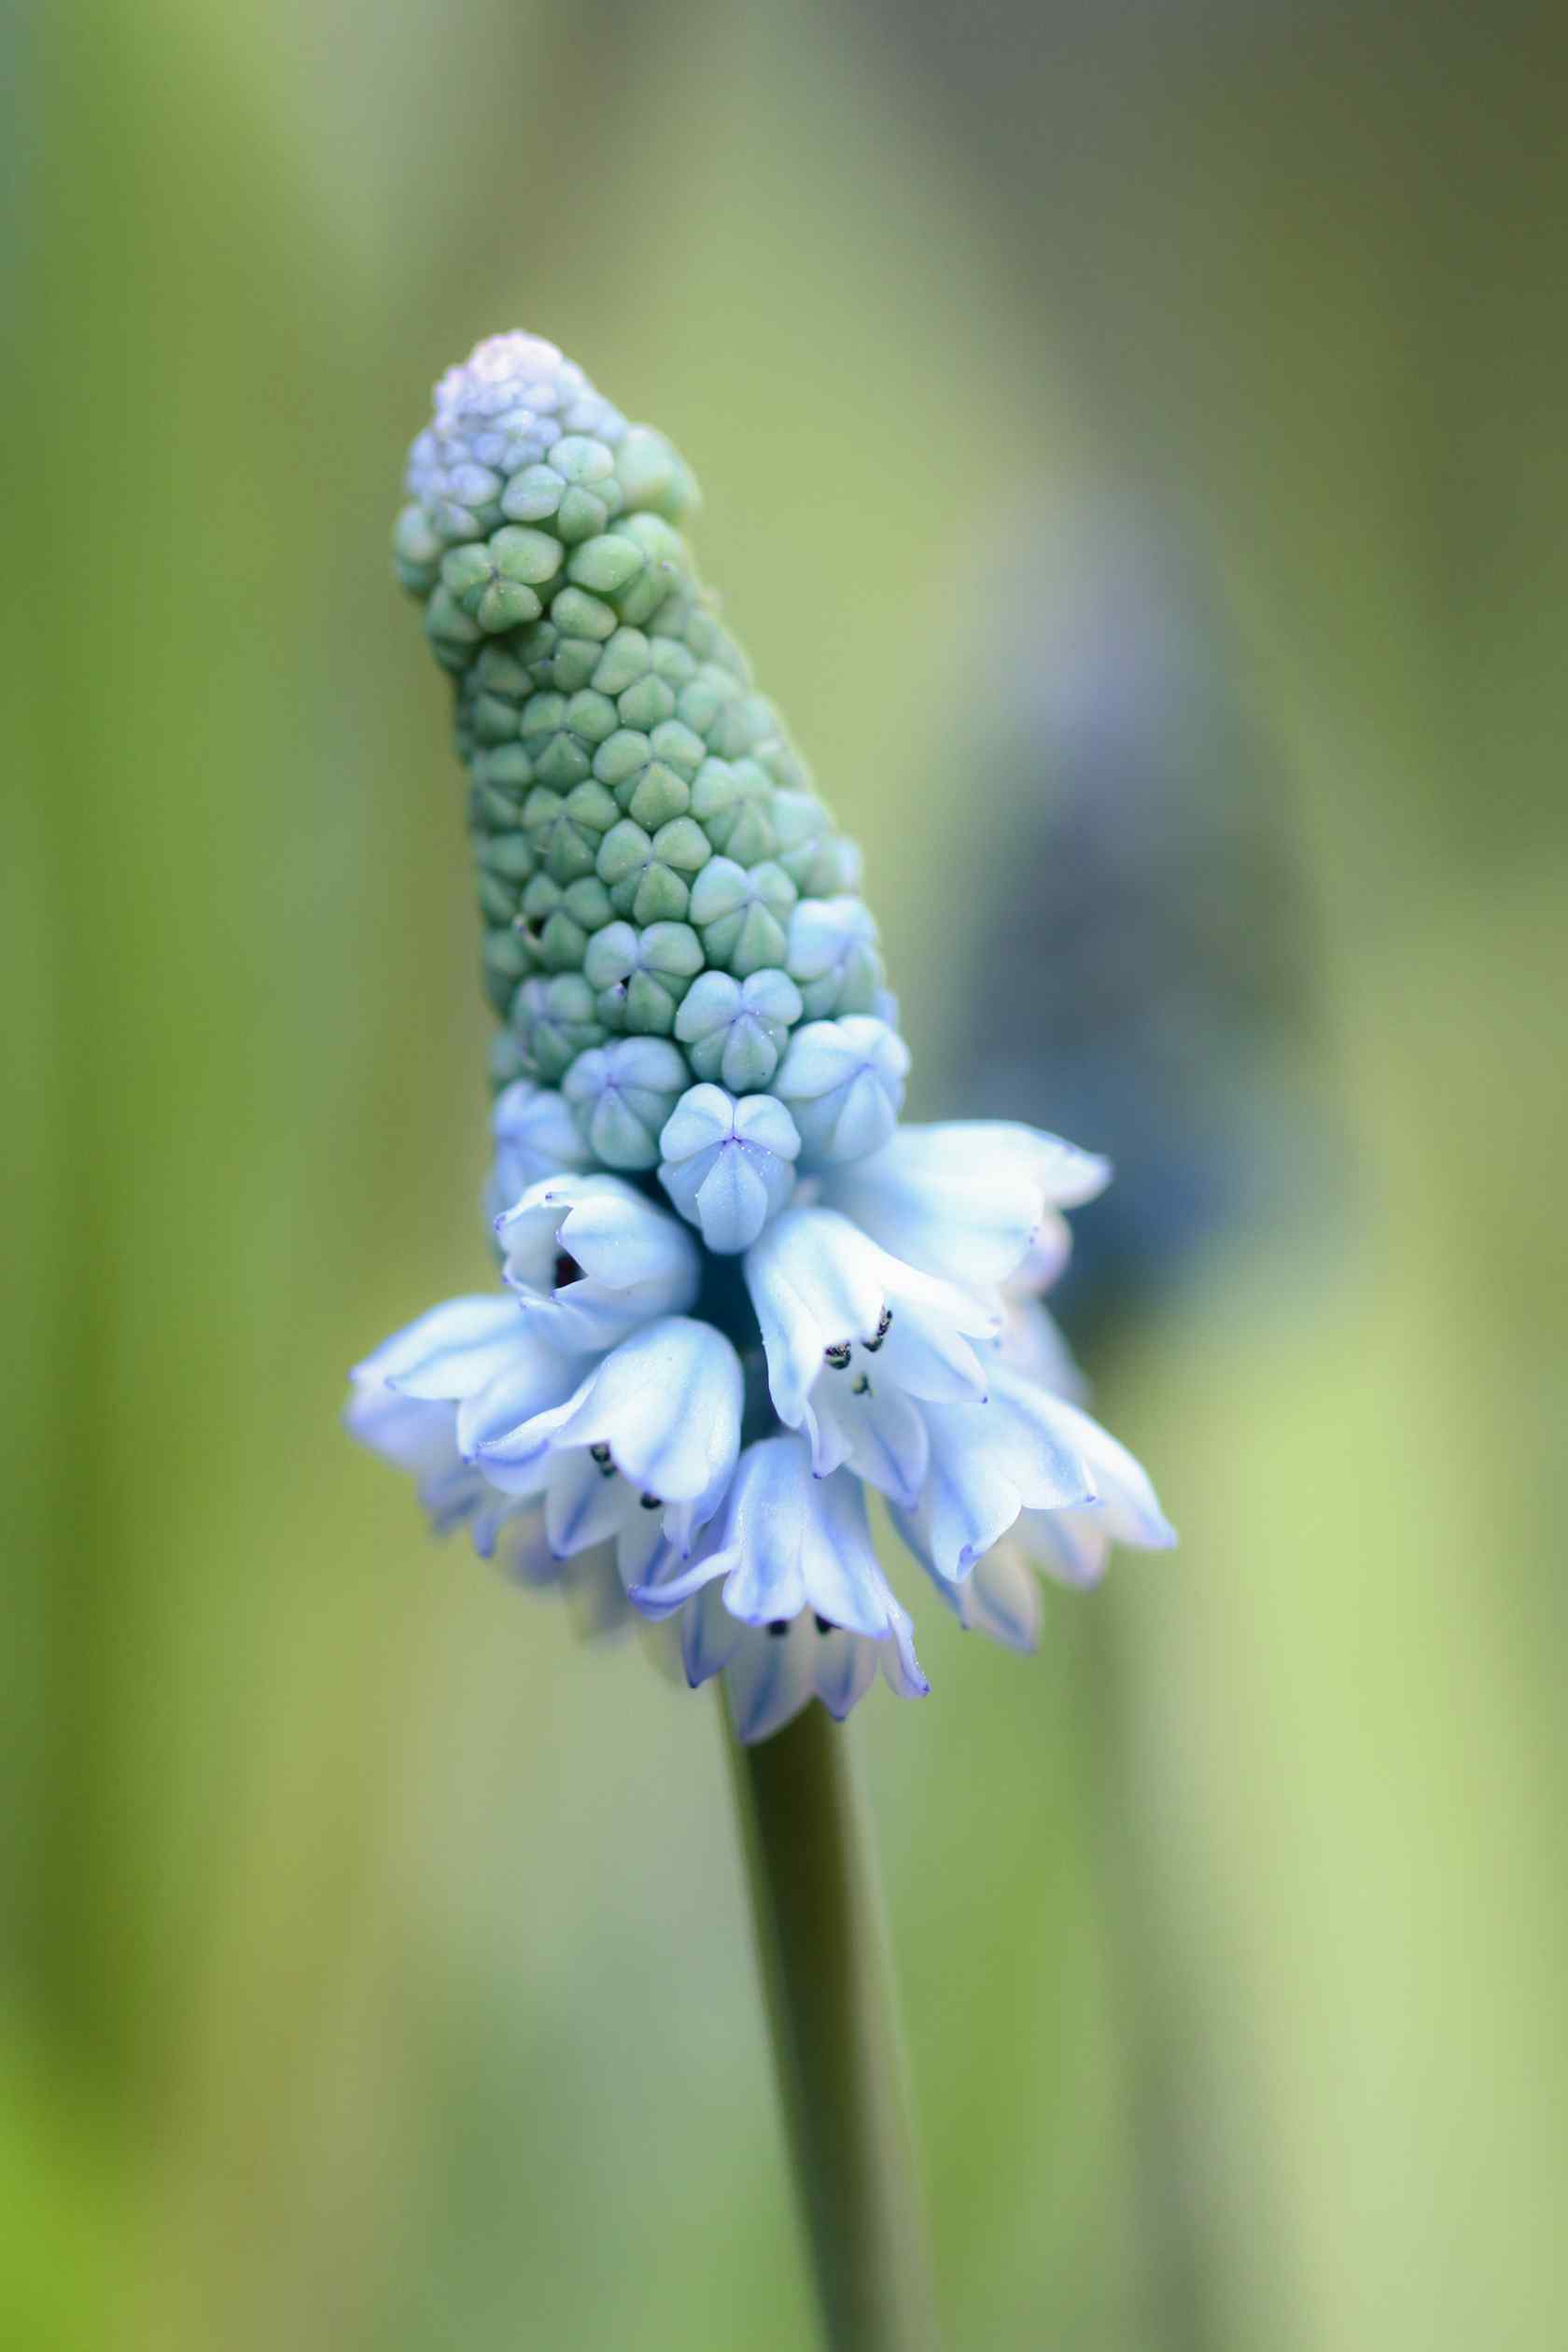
[402,330,702,569]
[435,332,567,412]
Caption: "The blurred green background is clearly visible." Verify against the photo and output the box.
[5,1,1566,2345]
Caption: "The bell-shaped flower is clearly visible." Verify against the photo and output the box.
[348,1344,640,1636]
[658,1085,800,1253]
[819,1119,1110,1294]
[346,1293,583,1554]
[471,1315,743,1562]
[345,1368,514,1549]
[632,1436,928,1738]
[561,1035,689,1168]
[487,1076,591,1220]
[773,1015,908,1165]
[914,1244,1170,1638]
[1001,1395,1176,1589]
[889,1365,1110,1582]
[350,1292,565,1408]
[674,967,803,1093]
[494,1173,699,1351]
[744,1206,996,1505]
[676,1581,927,1744]
[904,1393,1174,1650]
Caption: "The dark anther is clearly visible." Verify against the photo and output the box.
[813,1614,833,1636]
[823,1340,852,1370]
[588,1442,616,1477]
[850,1373,871,1396]
[862,1306,892,1353]
[553,1251,581,1289]
[639,1491,662,1510]
[766,1617,791,1638]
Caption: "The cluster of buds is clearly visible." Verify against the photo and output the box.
[394,333,897,1254]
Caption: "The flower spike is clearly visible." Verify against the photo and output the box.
[348,330,1173,1742]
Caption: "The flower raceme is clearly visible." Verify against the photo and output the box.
[348,332,1175,1740]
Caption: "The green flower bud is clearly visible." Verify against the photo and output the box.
[584,919,704,1034]
[562,1037,688,1169]
[396,332,897,1122]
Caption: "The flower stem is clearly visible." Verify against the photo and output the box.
[725,1698,941,2351]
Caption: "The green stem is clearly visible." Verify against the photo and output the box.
[724,1697,941,2352]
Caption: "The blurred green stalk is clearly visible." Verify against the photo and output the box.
[725,1702,940,2351]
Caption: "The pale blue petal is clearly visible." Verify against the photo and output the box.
[617,1510,686,1594]
[346,1364,541,1544]
[707,1440,890,1639]
[1013,1505,1112,1589]
[682,1582,742,1687]
[906,1384,1089,1580]
[344,1379,457,1481]
[813,1627,878,1720]
[495,1175,698,1347]
[544,1449,627,1558]
[692,1145,776,1253]
[470,1488,538,1562]
[955,1543,1043,1650]
[710,1441,811,1623]
[744,1206,895,1426]
[997,1296,1087,1401]
[625,1546,723,1621]
[725,1625,816,1743]
[471,1365,595,1482]
[1038,1397,1178,1548]
[820,1121,1110,1288]
[357,1294,526,1402]
[544,1180,697,1292]
[454,1333,586,1458]
[745,1207,992,1472]
[980,1370,1102,1511]
[874,1301,990,1406]
[877,1587,931,1699]
[540,1317,744,1504]
[811,1376,930,1508]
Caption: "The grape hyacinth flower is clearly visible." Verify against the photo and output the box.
[351,329,1173,1740]
[347,330,1178,2349]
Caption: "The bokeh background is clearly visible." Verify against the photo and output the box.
[6,2,1566,2345]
